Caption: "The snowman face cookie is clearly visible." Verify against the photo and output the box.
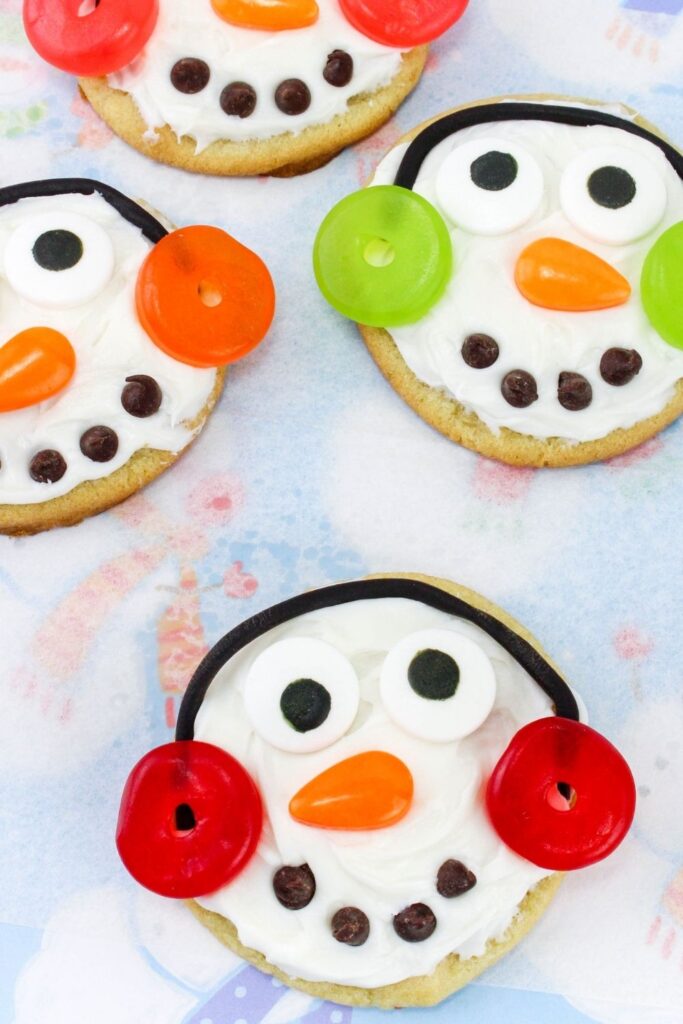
[0,178,273,533]
[315,101,683,465]
[24,0,445,175]
[117,576,635,1005]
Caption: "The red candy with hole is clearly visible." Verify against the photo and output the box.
[486,717,635,871]
[116,741,263,898]
[339,0,469,47]
[135,225,275,368]
[23,0,159,76]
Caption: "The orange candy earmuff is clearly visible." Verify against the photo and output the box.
[135,225,275,368]
[0,327,76,412]
[211,0,318,31]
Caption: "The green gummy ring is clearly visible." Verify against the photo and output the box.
[313,185,453,328]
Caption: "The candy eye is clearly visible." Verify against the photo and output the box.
[4,213,114,308]
[560,146,667,245]
[380,629,496,742]
[244,638,360,753]
[435,138,544,235]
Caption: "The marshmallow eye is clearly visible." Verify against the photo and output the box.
[244,638,360,754]
[560,145,667,245]
[380,629,497,743]
[435,138,544,236]
[4,213,115,308]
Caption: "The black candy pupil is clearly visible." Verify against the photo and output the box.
[32,229,83,271]
[587,166,636,209]
[470,151,518,191]
[408,649,460,701]
[281,679,331,732]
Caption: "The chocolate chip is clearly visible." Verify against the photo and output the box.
[80,426,119,463]
[33,229,83,272]
[170,58,211,94]
[275,79,311,115]
[600,347,643,386]
[558,371,593,411]
[273,864,316,910]
[470,151,518,191]
[436,859,477,898]
[408,649,459,701]
[393,903,437,943]
[331,907,370,946]
[121,375,162,418]
[323,50,354,87]
[501,370,538,408]
[220,81,257,118]
[30,449,66,484]
[462,333,499,369]
[588,166,636,209]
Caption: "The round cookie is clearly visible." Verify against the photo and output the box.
[25,0,442,177]
[314,96,683,466]
[0,178,274,535]
[116,573,635,1008]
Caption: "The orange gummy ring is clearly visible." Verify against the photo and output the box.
[135,226,275,368]
[211,0,319,30]
[0,327,75,412]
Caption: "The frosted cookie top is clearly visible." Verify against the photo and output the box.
[314,101,683,447]
[109,0,405,149]
[116,578,635,993]
[0,180,273,506]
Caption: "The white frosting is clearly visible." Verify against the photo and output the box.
[0,193,216,505]
[193,596,557,989]
[372,115,683,443]
[109,0,405,150]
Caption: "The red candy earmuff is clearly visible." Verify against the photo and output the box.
[23,0,159,76]
[486,717,636,871]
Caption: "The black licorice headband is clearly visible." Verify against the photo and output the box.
[393,102,683,191]
[176,577,579,741]
[0,177,168,244]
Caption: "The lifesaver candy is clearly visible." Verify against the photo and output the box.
[23,0,159,77]
[641,220,683,350]
[116,741,263,898]
[0,328,75,412]
[135,225,275,368]
[211,0,319,31]
[339,0,469,47]
[313,186,452,328]
[486,718,636,871]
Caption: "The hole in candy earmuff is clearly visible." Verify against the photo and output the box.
[363,237,396,269]
[173,802,197,834]
[198,280,223,308]
[78,0,100,16]
[546,781,578,812]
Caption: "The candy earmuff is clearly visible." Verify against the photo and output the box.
[313,185,452,328]
[486,717,636,871]
[116,741,263,898]
[135,225,275,368]
[641,220,683,350]
[211,0,319,31]
[339,0,469,47]
[23,0,159,76]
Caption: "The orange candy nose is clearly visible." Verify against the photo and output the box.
[211,0,319,31]
[515,238,631,312]
[289,751,414,831]
[0,327,75,413]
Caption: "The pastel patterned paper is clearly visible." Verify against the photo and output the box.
[2,0,683,1022]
